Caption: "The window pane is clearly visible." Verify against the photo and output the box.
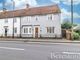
[24,28,25,33]
[14,27,17,33]
[47,27,49,33]
[52,27,54,33]
[26,28,28,33]
[24,28,28,33]
[5,19,8,23]
[13,18,17,23]
[47,27,54,33]
[29,28,32,33]
[50,27,51,33]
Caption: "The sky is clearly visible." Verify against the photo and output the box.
[0,0,80,24]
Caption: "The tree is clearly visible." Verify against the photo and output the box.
[61,21,72,29]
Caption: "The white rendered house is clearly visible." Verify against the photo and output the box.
[0,5,61,38]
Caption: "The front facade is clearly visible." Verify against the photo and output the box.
[0,18,20,37]
[0,5,61,38]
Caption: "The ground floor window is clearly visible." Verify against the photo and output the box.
[29,28,32,33]
[24,28,28,33]
[14,27,17,33]
[47,27,54,33]
[23,27,32,34]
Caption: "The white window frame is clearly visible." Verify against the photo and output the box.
[14,18,17,23]
[48,15,53,20]
[5,19,8,23]
[23,27,32,34]
[47,27,54,33]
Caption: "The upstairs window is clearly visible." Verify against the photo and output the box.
[5,19,8,23]
[14,18,17,23]
[48,15,52,20]
[36,17,38,21]
[35,16,38,21]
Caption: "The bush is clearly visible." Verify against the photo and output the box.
[61,21,72,29]
[73,32,80,40]
[75,30,80,35]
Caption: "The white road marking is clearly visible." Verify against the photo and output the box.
[0,47,25,51]
[51,52,53,59]
[62,52,80,55]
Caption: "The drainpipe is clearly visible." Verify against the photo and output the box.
[11,0,15,38]
[20,16,22,38]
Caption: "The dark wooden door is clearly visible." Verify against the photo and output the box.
[35,27,38,38]
[5,28,8,37]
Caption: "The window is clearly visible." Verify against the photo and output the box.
[35,16,38,21]
[5,19,8,23]
[26,28,28,33]
[50,16,52,20]
[47,27,54,33]
[24,27,32,34]
[48,15,52,20]
[24,28,28,33]
[29,28,32,33]
[24,28,26,33]
[14,18,17,23]
[14,27,17,33]
[36,17,38,21]
[27,17,28,22]
[51,27,54,33]
[26,17,30,22]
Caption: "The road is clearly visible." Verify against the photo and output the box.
[0,41,80,60]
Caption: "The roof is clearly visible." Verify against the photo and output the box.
[73,25,80,30]
[0,5,61,19]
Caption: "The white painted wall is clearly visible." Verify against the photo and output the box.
[0,17,20,37]
[0,13,61,38]
[14,17,20,37]
[21,13,61,38]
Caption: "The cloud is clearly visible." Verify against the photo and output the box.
[51,0,80,5]
[62,0,80,5]
[5,0,38,9]
[0,10,3,12]
[61,8,70,19]
[51,0,61,4]
[61,8,80,23]
[73,12,80,18]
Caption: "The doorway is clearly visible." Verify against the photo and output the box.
[35,27,39,38]
[4,27,8,37]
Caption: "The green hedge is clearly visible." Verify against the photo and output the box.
[75,30,80,35]
[73,32,80,40]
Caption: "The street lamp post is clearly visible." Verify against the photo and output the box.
[71,0,73,40]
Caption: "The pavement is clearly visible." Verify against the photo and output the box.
[0,38,80,43]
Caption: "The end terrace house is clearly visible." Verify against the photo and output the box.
[0,5,61,38]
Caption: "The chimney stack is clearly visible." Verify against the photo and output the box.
[26,4,30,8]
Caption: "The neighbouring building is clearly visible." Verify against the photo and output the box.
[0,5,61,38]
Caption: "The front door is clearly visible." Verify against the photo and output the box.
[35,27,38,38]
[4,27,8,37]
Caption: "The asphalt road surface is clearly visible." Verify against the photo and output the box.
[0,41,80,60]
